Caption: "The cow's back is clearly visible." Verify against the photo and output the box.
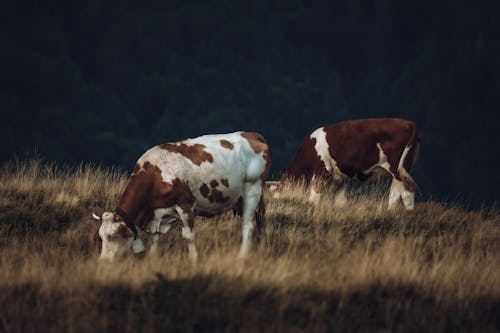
[134,131,270,216]
[324,118,418,177]
[283,118,419,182]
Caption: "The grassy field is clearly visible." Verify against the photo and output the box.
[0,160,498,332]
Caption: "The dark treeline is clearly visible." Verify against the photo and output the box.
[1,0,499,203]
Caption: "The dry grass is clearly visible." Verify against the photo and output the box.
[0,160,499,332]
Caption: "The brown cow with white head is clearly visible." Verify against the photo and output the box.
[93,131,271,261]
[276,118,420,210]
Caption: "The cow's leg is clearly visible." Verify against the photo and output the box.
[149,234,161,255]
[146,210,175,255]
[389,178,416,210]
[388,178,404,209]
[149,220,173,255]
[401,188,415,210]
[382,144,418,211]
[308,175,322,204]
[398,164,418,211]
[239,181,263,258]
[333,183,347,207]
[308,188,321,204]
[176,206,198,262]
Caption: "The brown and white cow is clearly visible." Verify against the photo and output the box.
[93,131,271,261]
[278,118,420,210]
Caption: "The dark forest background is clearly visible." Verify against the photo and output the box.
[0,0,499,204]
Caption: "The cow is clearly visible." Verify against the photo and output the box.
[275,118,420,210]
[93,131,271,261]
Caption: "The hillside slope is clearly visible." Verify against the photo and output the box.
[0,161,498,332]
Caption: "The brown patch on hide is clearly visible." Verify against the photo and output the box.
[200,183,210,198]
[220,139,234,150]
[117,161,195,231]
[113,213,122,222]
[221,178,229,187]
[207,189,228,203]
[159,142,214,166]
[113,224,134,239]
[241,132,272,181]
[132,163,141,176]
[261,149,272,182]
[201,186,229,203]
[241,132,267,154]
[200,182,228,203]
[325,123,378,179]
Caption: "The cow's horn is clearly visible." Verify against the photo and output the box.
[92,213,101,221]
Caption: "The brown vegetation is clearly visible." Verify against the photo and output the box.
[0,160,498,332]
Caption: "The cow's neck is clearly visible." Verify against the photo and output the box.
[116,175,154,236]
[115,206,139,239]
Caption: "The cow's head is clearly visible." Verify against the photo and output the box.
[93,212,142,261]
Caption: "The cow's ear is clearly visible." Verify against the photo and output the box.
[113,224,134,239]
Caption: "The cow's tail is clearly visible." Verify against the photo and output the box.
[398,122,420,192]
[407,121,421,170]
[254,193,266,243]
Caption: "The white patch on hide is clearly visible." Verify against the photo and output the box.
[398,145,412,171]
[401,190,415,210]
[362,143,394,177]
[310,127,347,185]
[311,128,334,173]
[388,178,404,209]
